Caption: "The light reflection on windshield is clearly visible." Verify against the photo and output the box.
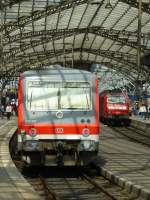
[26,81,91,111]
[107,95,126,104]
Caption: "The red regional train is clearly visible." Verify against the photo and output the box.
[17,68,100,166]
[99,90,130,125]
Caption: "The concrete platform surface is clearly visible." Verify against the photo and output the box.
[0,117,150,199]
[0,119,41,200]
[97,122,150,200]
[130,115,150,124]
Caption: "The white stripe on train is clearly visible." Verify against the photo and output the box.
[18,134,99,142]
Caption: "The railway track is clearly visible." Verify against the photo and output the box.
[16,165,135,200]
[110,125,150,147]
[10,125,145,200]
[28,176,60,200]
[10,122,149,200]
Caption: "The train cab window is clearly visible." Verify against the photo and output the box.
[59,87,91,110]
[26,81,92,111]
[107,95,126,104]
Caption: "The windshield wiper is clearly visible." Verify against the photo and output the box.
[57,89,61,109]
[63,107,79,110]
[30,91,33,109]
[84,88,90,110]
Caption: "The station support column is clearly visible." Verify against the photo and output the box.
[136,0,142,100]
[0,3,3,68]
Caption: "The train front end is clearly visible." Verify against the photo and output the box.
[17,69,100,165]
[105,93,130,124]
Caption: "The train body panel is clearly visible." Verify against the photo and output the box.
[100,90,129,125]
[17,68,100,165]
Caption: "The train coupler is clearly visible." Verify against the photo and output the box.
[56,141,64,166]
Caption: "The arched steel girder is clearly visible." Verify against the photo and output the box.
[98,60,148,80]
[28,59,137,82]
[96,61,136,81]
[91,29,147,51]
[119,0,150,14]
[0,68,18,83]
[4,48,81,65]
[100,77,127,90]
[0,0,25,9]
[4,37,67,59]
[83,48,137,68]
[4,57,93,78]
[2,0,150,38]
[3,28,139,64]
[40,59,136,82]
[1,0,88,33]
[4,46,136,70]
[4,49,140,86]
[5,48,138,80]
[0,69,26,86]
[4,29,78,45]
[34,49,135,65]
[6,54,135,83]
[3,39,138,65]
[5,51,138,83]
[98,50,136,63]
[2,59,135,85]
[84,49,145,79]
[4,27,148,51]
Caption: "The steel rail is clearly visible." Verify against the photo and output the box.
[111,126,150,147]
[39,176,61,200]
[81,172,121,200]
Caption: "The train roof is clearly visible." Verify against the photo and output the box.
[20,68,96,81]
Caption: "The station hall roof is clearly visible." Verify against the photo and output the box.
[0,0,150,83]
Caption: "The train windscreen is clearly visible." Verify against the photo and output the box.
[26,81,91,111]
[107,95,126,104]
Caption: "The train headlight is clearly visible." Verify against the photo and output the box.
[83,141,91,150]
[29,128,37,137]
[20,129,26,141]
[21,129,26,136]
[82,128,90,137]
[108,105,114,109]
[121,106,127,110]
[79,141,98,151]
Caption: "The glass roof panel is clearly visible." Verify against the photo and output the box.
[0,0,150,85]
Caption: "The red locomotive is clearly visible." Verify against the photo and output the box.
[99,90,130,125]
[17,68,100,165]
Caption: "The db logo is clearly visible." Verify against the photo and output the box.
[55,128,64,134]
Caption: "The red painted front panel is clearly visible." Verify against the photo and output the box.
[18,77,100,136]
[104,94,129,117]
[18,124,99,135]
[18,75,24,129]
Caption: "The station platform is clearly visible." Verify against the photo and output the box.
[130,115,150,124]
[97,117,150,200]
[0,118,41,200]
[0,116,150,199]
[129,116,150,138]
